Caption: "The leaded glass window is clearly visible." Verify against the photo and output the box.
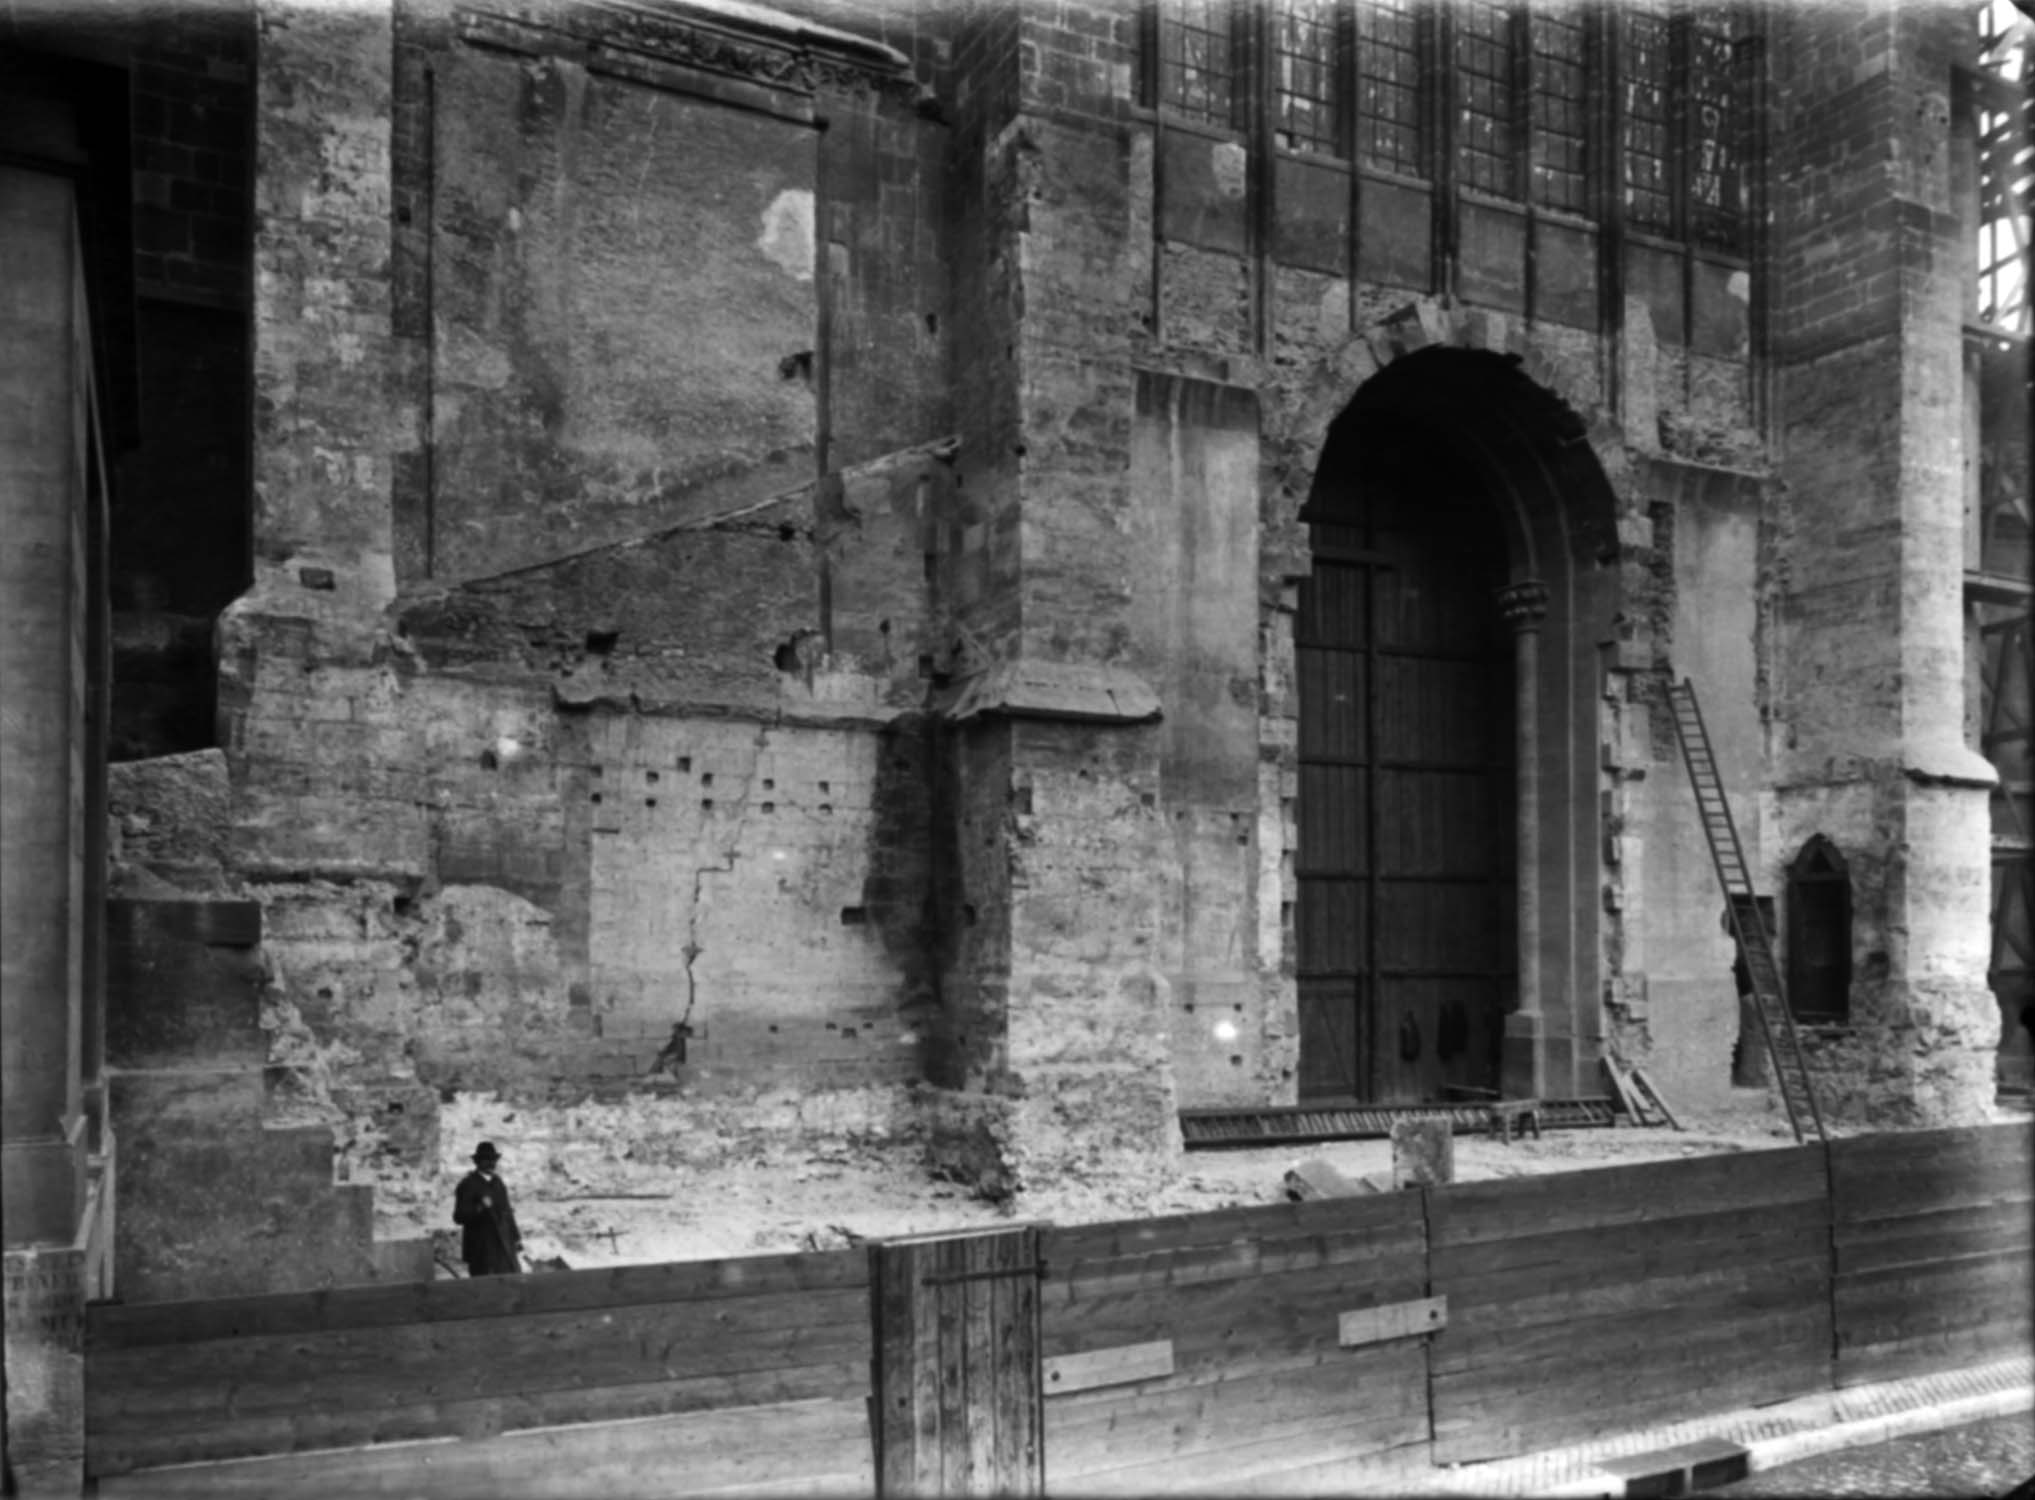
[1159,0,1239,129]
[1529,6,1588,214]
[1621,3,1673,234]
[1455,0,1519,196]
[1688,7,1745,251]
[1357,0,1425,176]
[1275,0,1343,155]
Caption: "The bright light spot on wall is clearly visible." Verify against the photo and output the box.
[494,737,521,761]
[772,849,788,862]
[1213,1019,1239,1043]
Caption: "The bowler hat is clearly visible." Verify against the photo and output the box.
[472,1141,501,1163]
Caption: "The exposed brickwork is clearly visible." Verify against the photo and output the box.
[1017,3,1135,121]
[128,6,253,306]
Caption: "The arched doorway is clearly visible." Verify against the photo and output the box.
[1296,419,1514,1104]
[1290,345,1624,1106]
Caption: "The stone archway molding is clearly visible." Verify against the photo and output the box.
[1268,297,1645,574]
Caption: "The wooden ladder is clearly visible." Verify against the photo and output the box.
[1666,679,1828,1145]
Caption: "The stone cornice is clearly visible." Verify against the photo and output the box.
[455,0,919,104]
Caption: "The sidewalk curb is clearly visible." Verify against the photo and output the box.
[1546,1383,2035,1498]
[1740,1384,2034,1476]
[1408,1357,2033,1498]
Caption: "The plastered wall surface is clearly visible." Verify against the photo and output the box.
[430,49,821,578]
[1630,462,1768,1113]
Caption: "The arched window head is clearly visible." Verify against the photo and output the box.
[1787,836,1852,1024]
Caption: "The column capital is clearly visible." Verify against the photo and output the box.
[1496,580,1550,631]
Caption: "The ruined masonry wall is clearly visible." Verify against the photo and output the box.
[229,0,967,1247]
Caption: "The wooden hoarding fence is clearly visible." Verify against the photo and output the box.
[86,1248,876,1497]
[1427,1145,1834,1464]
[1038,1192,1436,1495]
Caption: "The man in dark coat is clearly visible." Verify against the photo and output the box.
[453,1141,523,1276]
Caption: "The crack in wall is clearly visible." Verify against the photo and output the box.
[654,723,772,1074]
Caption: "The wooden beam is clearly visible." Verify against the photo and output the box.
[1042,1340,1174,1396]
[1338,1296,1447,1348]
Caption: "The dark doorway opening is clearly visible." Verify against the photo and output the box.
[1785,836,1852,1024]
[1295,426,1515,1105]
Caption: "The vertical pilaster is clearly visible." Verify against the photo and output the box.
[1,145,94,1499]
[1768,1,1997,1123]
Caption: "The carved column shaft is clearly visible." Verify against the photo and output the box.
[1497,580,1549,1096]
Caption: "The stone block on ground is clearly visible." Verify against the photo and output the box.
[1284,1156,1373,1200]
[1391,1118,1454,1188]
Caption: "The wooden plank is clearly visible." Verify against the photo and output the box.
[1052,1415,1426,1494]
[1836,1322,2032,1388]
[1834,1246,2031,1303]
[1436,1357,1820,1465]
[1042,1260,1431,1369]
[1830,1129,2033,1214]
[1041,1335,1424,1424]
[1338,1297,1447,1347]
[85,1247,869,1352]
[869,1237,908,1495]
[88,1292,872,1425]
[97,1397,874,1500]
[1437,1252,1831,1343]
[1842,1292,2032,1346]
[1835,1269,2031,1341]
[1046,1224,1426,1303]
[1433,1339,1828,1464]
[1832,1199,2032,1275]
[1042,1190,1423,1264]
[1431,1196,1830,1283]
[1045,1347,1425,1441]
[1220,1439,1433,1497]
[1045,1360,1426,1473]
[991,1228,1043,1495]
[1428,1146,1827,1245]
[1043,1340,1174,1395]
[87,1358,870,1476]
[1438,1222,1830,1312]
[961,1232,995,1493]
[1832,1178,2034,1224]
[1435,1312,1832,1406]
[1830,1122,2032,1165]
[1433,1290,1831,1377]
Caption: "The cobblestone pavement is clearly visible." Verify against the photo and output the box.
[1710,1416,2034,1497]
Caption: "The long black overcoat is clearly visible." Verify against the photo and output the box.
[453,1170,523,1275]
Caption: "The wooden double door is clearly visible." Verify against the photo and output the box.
[1295,493,1515,1104]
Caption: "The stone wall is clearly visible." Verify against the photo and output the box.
[1766,1,1999,1124]
[103,0,2008,1260]
[114,4,255,757]
[217,0,975,1243]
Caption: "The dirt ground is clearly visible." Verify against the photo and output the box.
[472,1092,1838,1274]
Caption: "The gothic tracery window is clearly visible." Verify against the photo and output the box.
[1275,0,1343,155]
[1158,0,1239,128]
